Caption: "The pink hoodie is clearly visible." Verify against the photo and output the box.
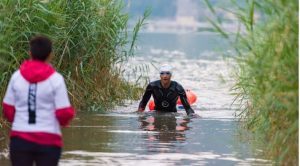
[20,60,55,83]
[2,60,75,147]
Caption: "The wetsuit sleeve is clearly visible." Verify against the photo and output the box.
[177,85,195,115]
[2,75,16,123]
[138,84,153,110]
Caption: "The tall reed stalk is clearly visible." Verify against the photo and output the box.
[205,0,298,165]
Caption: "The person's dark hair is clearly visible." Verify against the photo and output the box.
[30,35,52,61]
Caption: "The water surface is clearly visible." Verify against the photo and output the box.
[0,32,269,165]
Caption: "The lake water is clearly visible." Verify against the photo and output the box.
[0,32,270,165]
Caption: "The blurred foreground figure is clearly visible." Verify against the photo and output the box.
[2,35,75,166]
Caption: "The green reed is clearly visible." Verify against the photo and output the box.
[206,0,298,165]
[0,0,148,113]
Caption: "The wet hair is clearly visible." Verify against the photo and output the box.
[30,35,52,61]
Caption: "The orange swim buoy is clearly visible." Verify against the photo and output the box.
[148,90,197,111]
[149,100,155,110]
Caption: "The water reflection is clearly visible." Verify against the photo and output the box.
[139,112,190,152]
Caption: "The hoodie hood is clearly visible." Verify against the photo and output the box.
[20,60,55,83]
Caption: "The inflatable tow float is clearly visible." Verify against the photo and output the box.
[148,90,197,111]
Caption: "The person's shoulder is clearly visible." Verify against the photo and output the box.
[11,70,21,78]
[149,80,160,87]
[172,81,183,87]
[48,72,65,87]
[50,72,64,80]
[9,70,22,82]
[172,81,185,92]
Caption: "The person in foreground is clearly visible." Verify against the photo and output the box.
[137,64,198,117]
[2,35,75,166]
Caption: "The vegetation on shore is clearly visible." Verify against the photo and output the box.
[0,0,148,133]
[0,0,148,110]
[206,0,298,165]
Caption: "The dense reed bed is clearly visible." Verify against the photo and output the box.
[0,0,149,137]
[0,0,148,111]
[207,0,298,164]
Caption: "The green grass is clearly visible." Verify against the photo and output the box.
[0,0,149,132]
[0,0,148,111]
[206,0,298,165]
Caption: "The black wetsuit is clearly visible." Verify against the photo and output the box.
[138,80,195,115]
